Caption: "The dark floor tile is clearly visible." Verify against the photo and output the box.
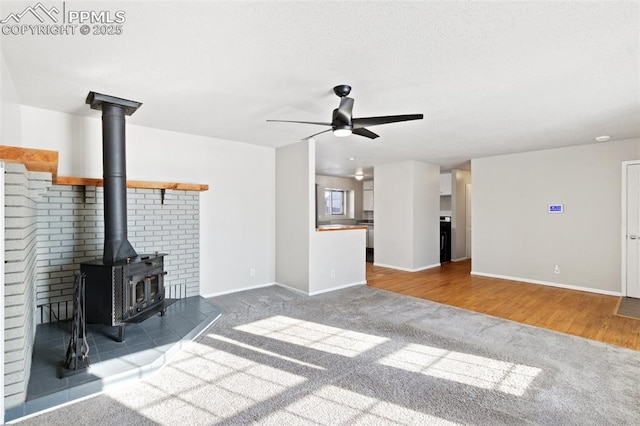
[126,339,159,354]
[170,326,199,338]
[97,346,133,361]
[146,327,179,340]
[68,379,105,401]
[15,297,221,423]
[121,325,148,337]
[124,332,153,346]
[62,371,97,389]
[153,335,181,346]
[94,340,128,355]
[184,299,220,314]
[25,392,70,415]
[179,313,208,324]
[26,370,68,398]
[4,405,26,422]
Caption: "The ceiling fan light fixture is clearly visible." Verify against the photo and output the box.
[333,125,352,137]
[354,172,365,181]
[267,84,423,141]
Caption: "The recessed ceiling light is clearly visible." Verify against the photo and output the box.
[348,157,355,161]
[595,135,611,142]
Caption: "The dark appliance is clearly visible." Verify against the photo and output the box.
[81,92,173,342]
[440,220,451,263]
[82,253,167,325]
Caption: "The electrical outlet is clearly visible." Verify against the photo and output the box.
[554,264,560,274]
[250,268,256,277]
[330,269,336,278]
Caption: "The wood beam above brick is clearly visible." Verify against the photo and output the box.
[0,145,208,192]
[55,177,208,192]
[0,145,58,181]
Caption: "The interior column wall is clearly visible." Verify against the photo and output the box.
[412,161,441,269]
[374,162,413,269]
[451,169,471,261]
[374,160,440,271]
[275,141,312,293]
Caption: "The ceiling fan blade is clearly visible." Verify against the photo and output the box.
[267,119,331,126]
[303,128,333,140]
[352,114,423,129]
[333,97,354,125]
[352,128,379,139]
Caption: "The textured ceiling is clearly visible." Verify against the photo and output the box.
[1,1,639,177]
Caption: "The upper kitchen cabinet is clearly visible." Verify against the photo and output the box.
[440,173,452,195]
[363,190,374,211]
[363,180,374,210]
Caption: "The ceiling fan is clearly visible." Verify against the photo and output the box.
[267,85,423,140]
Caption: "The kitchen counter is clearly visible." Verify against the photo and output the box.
[316,225,368,232]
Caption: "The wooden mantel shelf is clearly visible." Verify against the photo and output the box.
[0,146,58,180]
[0,146,208,191]
[56,176,208,192]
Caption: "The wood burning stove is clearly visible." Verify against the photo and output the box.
[81,92,174,342]
[82,253,168,325]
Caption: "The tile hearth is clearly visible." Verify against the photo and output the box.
[5,296,221,423]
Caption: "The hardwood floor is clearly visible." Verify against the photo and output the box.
[366,260,640,351]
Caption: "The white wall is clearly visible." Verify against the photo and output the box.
[375,162,413,269]
[451,169,471,260]
[375,160,440,271]
[275,141,313,292]
[1,51,22,146]
[310,229,366,295]
[19,106,276,297]
[413,162,441,268]
[472,138,640,295]
[277,142,367,295]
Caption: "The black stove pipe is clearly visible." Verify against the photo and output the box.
[101,103,136,263]
[86,92,142,264]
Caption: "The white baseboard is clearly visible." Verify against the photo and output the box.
[373,262,441,273]
[273,282,310,296]
[201,282,276,298]
[202,280,368,299]
[452,257,470,262]
[308,280,367,296]
[470,271,623,297]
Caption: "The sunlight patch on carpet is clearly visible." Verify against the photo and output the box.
[207,333,325,370]
[259,385,461,425]
[108,341,308,423]
[235,315,388,357]
[378,343,541,396]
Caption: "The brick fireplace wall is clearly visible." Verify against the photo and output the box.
[3,163,52,408]
[35,185,201,322]
[3,168,201,409]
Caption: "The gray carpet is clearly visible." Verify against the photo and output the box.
[616,297,640,319]
[14,285,640,425]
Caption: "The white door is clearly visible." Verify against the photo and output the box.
[626,163,640,298]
